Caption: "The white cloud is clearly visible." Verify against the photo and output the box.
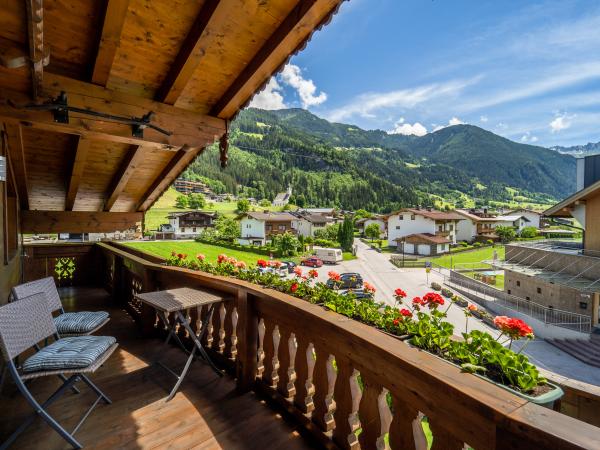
[550,113,575,133]
[280,64,327,108]
[520,132,539,143]
[432,117,465,132]
[480,115,488,123]
[248,78,286,110]
[389,117,428,136]
[325,76,480,122]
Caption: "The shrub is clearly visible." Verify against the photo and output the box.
[460,241,469,247]
[473,242,482,248]
[441,287,453,298]
[519,226,538,239]
[486,239,494,246]
[430,282,442,291]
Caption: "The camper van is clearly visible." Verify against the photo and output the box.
[313,247,343,264]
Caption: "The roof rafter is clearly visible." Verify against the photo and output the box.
[210,0,337,118]
[25,0,45,97]
[92,0,131,86]
[65,136,91,211]
[104,144,146,211]
[155,0,221,104]
[136,146,203,211]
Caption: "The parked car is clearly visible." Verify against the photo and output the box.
[300,257,323,268]
[258,266,286,277]
[340,289,373,300]
[281,261,297,274]
[326,272,363,289]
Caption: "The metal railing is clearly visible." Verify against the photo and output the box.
[447,271,592,333]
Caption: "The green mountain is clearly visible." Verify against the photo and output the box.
[182,108,576,212]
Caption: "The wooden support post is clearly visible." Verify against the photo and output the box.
[236,290,258,394]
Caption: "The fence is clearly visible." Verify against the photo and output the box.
[447,271,592,333]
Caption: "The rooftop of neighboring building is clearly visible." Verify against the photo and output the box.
[545,178,600,218]
[167,211,217,219]
[245,212,297,222]
[388,208,464,221]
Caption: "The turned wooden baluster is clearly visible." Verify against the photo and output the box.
[332,359,361,450]
[358,371,388,450]
[227,306,239,361]
[257,318,266,378]
[389,396,428,450]
[429,418,466,450]
[293,336,315,415]
[277,328,297,400]
[200,305,214,348]
[209,302,222,352]
[312,345,336,432]
[215,302,226,353]
[262,320,280,388]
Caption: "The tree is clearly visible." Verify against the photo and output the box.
[237,198,250,213]
[259,199,271,207]
[214,216,240,242]
[175,195,188,209]
[338,217,354,252]
[188,193,206,209]
[519,226,538,239]
[272,232,300,256]
[353,209,371,222]
[365,223,381,242]
[495,226,516,243]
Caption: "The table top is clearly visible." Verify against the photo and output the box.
[135,287,229,313]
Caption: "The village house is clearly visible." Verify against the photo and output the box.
[291,213,333,237]
[238,212,297,246]
[355,215,387,237]
[157,211,216,240]
[387,208,462,255]
[506,208,545,229]
[455,209,532,243]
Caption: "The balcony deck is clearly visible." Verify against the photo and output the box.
[0,287,313,450]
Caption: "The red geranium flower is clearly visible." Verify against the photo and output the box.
[217,254,227,264]
[363,282,376,293]
[196,253,205,261]
[308,269,318,279]
[394,288,407,298]
[328,271,341,281]
[494,316,534,339]
[400,308,412,317]
[422,292,445,308]
[177,253,185,260]
[256,259,268,268]
[235,261,247,269]
[293,266,303,277]
[467,304,477,311]
[393,318,400,326]
[290,282,299,293]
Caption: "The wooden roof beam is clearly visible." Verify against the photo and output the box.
[3,123,29,209]
[21,210,142,233]
[136,146,202,211]
[104,144,146,211]
[65,136,91,211]
[25,0,44,98]
[155,0,220,104]
[0,74,226,150]
[92,0,131,86]
[210,0,337,118]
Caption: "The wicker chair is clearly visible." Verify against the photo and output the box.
[11,277,109,337]
[0,292,117,449]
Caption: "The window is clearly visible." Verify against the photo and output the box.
[507,289,511,294]
[399,215,403,220]
[516,281,520,287]
[266,225,272,231]
[181,227,185,232]
[579,302,588,309]
[438,225,443,232]
[278,225,286,231]
[411,215,415,220]
[537,287,541,294]
[396,226,400,230]
[449,224,453,231]
[192,227,196,232]
[526,296,530,301]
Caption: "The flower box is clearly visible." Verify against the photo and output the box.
[454,298,468,308]
[406,341,564,408]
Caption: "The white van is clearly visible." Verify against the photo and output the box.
[313,247,343,264]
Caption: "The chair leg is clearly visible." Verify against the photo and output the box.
[1,365,82,450]
[79,374,112,404]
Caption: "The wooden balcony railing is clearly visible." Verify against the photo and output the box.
[22,242,600,449]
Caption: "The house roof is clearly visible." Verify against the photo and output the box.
[397,233,451,245]
[167,211,216,219]
[495,215,530,222]
[246,212,297,222]
[454,209,483,222]
[300,208,336,215]
[302,214,333,224]
[273,192,291,203]
[388,208,463,221]
[544,178,600,217]
[3,0,345,233]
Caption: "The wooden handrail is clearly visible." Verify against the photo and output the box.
[26,242,600,449]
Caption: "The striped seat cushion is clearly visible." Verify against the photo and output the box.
[54,311,109,335]
[22,336,116,373]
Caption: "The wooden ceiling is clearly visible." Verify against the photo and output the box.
[0,0,344,232]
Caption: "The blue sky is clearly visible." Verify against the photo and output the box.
[249,0,600,147]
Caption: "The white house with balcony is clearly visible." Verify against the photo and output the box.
[387,208,462,255]
[291,213,333,237]
[238,212,297,246]
[356,215,387,237]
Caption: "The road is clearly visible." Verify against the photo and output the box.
[307,239,499,336]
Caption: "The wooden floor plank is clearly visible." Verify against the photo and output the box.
[0,287,315,450]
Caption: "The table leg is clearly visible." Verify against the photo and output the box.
[157,310,188,353]
[176,308,223,377]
